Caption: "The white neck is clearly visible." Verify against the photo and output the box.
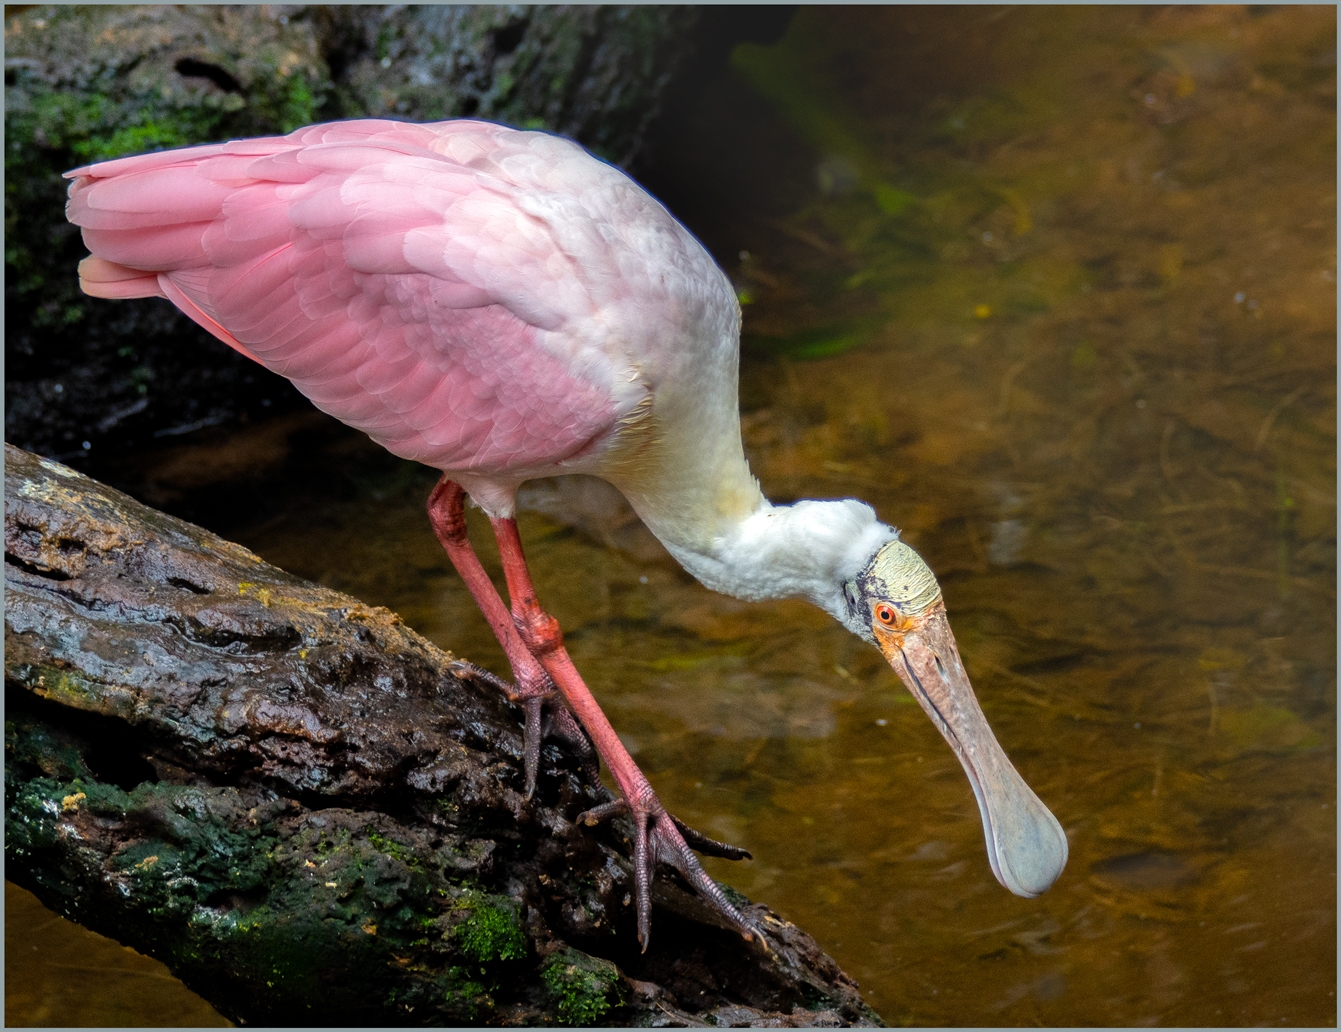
[657,497,897,629]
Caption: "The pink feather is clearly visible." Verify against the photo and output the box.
[65,120,630,479]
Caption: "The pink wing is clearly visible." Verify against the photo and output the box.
[64,120,629,477]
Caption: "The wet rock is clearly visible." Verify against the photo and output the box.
[3,4,702,468]
[3,444,884,1028]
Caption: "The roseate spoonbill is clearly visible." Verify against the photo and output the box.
[64,118,1067,949]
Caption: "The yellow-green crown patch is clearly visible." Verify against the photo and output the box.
[865,540,941,616]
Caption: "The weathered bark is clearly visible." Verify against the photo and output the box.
[4,444,882,1028]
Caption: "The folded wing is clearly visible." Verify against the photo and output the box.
[64,119,626,476]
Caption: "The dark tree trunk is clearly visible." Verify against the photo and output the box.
[4,444,882,1028]
[3,3,704,465]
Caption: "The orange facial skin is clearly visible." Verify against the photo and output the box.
[870,598,922,649]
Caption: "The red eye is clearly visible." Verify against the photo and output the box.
[875,604,897,625]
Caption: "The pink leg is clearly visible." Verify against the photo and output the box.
[427,480,593,796]
[488,514,757,950]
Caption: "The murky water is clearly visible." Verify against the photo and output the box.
[4,881,230,1026]
[8,6,1334,1026]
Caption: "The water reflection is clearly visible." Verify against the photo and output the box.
[11,5,1334,1027]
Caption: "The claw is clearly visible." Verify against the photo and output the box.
[449,659,595,798]
[447,658,512,693]
[576,797,628,827]
[669,813,752,861]
[576,797,758,951]
[520,696,542,797]
[543,702,601,786]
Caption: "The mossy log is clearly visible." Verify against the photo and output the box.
[3,444,882,1028]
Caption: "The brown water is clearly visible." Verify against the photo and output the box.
[8,6,1335,1026]
[4,881,230,1026]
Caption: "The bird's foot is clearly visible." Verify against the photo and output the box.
[448,660,598,796]
[576,793,758,950]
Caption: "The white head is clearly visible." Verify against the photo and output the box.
[671,498,1068,898]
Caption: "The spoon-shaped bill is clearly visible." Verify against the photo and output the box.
[879,602,1068,897]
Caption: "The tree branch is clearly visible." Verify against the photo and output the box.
[4,443,882,1027]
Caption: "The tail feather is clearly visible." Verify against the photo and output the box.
[63,138,263,181]
[76,256,166,300]
[79,222,214,270]
[71,170,236,229]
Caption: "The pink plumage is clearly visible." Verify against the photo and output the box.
[64,118,1068,952]
[65,119,730,492]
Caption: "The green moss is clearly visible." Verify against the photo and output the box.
[367,829,420,867]
[74,120,192,163]
[8,702,552,1024]
[541,947,621,1026]
[4,5,334,382]
[438,965,491,1020]
[4,745,280,941]
[285,75,318,131]
[454,895,526,962]
[5,774,69,858]
[11,89,228,167]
